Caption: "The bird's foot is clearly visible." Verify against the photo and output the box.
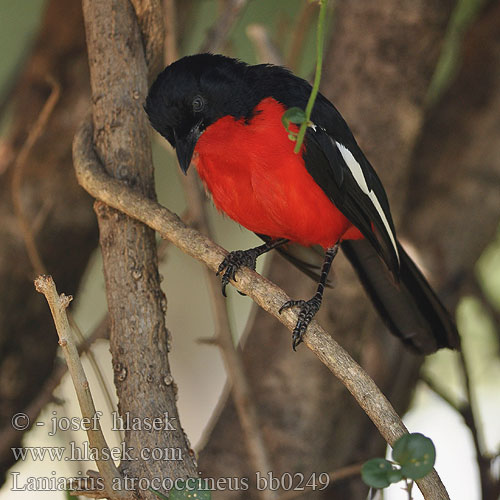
[216,249,259,297]
[279,294,322,350]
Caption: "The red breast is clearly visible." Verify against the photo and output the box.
[194,97,363,247]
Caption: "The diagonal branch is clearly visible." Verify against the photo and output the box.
[74,117,450,500]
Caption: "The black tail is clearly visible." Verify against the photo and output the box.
[259,234,459,354]
[341,239,460,354]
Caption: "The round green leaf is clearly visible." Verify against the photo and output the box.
[282,107,306,128]
[361,458,398,489]
[392,433,436,480]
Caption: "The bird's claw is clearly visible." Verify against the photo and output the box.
[216,250,258,297]
[279,296,322,350]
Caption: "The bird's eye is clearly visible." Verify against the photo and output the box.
[192,95,205,113]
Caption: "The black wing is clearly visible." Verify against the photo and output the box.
[302,124,400,278]
[248,64,400,277]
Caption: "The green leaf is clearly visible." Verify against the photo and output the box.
[361,458,400,489]
[392,433,436,480]
[169,485,211,500]
[282,107,306,129]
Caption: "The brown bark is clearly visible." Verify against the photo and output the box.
[81,0,196,497]
[0,0,96,484]
[198,1,458,498]
[403,0,500,285]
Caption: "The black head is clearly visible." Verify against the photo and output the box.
[145,53,256,173]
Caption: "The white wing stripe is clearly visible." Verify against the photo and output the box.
[335,141,399,263]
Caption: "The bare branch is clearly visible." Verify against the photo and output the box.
[458,348,500,498]
[74,118,450,500]
[34,275,131,500]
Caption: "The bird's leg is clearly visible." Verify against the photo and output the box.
[217,238,289,296]
[279,244,339,350]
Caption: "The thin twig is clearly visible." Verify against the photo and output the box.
[180,170,277,499]
[458,347,485,452]
[10,85,117,443]
[469,276,500,349]
[420,375,462,413]
[8,74,117,453]
[422,362,500,499]
[74,117,450,500]
[10,76,60,276]
[34,275,131,500]
[200,0,248,52]
[458,348,499,498]
[68,315,121,442]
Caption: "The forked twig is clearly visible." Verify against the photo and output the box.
[34,275,131,500]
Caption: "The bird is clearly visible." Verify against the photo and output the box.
[145,53,459,353]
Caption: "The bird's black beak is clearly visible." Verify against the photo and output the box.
[174,121,203,174]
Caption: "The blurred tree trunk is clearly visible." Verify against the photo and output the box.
[402,7,500,495]
[403,0,500,284]
[197,1,500,498]
[0,0,96,484]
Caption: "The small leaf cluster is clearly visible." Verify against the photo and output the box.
[361,433,436,490]
[281,107,307,141]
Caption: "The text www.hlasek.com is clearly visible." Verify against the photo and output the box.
[11,441,183,462]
